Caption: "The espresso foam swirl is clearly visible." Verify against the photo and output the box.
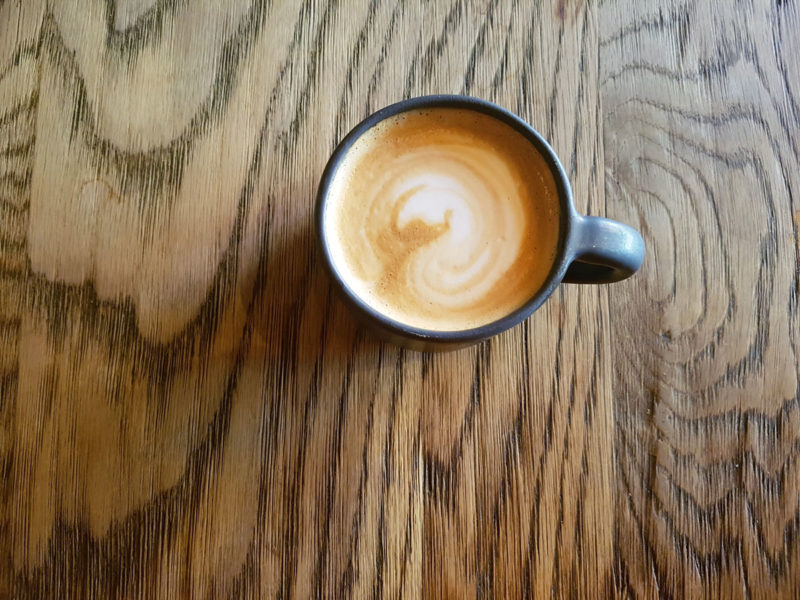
[325,108,560,331]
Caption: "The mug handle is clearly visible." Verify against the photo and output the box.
[563,215,645,284]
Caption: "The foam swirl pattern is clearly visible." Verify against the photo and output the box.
[325,108,561,332]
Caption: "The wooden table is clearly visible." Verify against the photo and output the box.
[1,0,798,597]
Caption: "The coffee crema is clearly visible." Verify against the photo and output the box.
[324,108,560,331]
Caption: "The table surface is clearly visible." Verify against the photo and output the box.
[1,0,798,598]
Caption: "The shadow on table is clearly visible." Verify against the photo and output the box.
[249,218,378,372]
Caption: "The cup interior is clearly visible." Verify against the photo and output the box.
[315,95,575,345]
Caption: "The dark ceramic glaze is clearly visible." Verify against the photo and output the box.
[315,95,645,351]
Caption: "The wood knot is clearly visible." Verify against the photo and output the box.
[79,179,117,205]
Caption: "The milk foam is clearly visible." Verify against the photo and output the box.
[325,108,560,331]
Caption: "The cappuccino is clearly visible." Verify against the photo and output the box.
[324,108,560,331]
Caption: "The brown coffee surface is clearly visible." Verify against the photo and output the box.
[324,108,560,331]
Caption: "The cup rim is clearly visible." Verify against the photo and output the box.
[315,94,576,345]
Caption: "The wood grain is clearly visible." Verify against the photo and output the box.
[600,0,800,597]
[1,0,613,597]
[0,0,797,598]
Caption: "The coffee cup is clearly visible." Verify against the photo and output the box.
[315,95,644,351]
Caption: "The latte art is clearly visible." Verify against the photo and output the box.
[325,108,560,331]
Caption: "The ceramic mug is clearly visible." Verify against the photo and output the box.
[315,95,644,351]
